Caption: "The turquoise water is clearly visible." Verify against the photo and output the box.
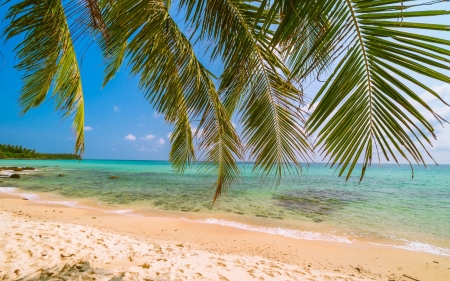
[1,159,449,255]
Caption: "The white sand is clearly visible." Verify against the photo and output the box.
[0,211,371,281]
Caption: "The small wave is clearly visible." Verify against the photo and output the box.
[186,218,352,243]
[0,187,81,207]
[0,187,18,194]
[371,241,450,257]
[0,187,140,217]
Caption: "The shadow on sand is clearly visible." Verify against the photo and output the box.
[0,261,167,281]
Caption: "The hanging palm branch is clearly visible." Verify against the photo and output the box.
[179,0,313,184]
[2,0,86,154]
[99,0,243,199]
[271,0,450,180]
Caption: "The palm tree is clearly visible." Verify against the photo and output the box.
[2,0,449,200]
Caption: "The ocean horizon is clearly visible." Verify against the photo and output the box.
[1,159,449,257]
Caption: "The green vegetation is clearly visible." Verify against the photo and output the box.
[0,144,81,160]
[1,0,450,200]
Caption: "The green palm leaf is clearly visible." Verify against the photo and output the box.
[180,0,312,183]
[2,0,85,155]
[100,0,242,198]
[300,0,450,179]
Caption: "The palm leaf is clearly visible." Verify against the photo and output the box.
[3,0,85,155]
[298,0,450,179]
[179,0,312,183]
[101,0,242,198]
[63,0,110,51]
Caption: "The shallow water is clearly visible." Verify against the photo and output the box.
[1,159,449,256]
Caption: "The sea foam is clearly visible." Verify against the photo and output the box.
[0,187,139,216]
[185,218,352,243]
[370,241,450,257]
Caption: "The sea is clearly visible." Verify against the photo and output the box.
[0,159,449,256]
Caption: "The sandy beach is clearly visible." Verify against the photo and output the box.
[0,194,448,281]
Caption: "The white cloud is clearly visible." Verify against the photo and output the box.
[138,123,146,127]
[84,126,93,131]
[153,111,161,118]
[435,84,450,93]
[191,125,204,137]
[124,134,136,141]
[156,138,165,146]
[167,132,172,140]
[140,134,156,140]
[112,148,117,151]
[113,105,120,113]
[137,146,147,151]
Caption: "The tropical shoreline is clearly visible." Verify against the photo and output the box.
[1,160,450,258]
[1,193,449,281]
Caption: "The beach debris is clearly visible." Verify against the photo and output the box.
[14,269,19,275]
[60,253,74,258]
[10,174,20,179]
[109,175,119,179]
[313,218,324,223]
[22,198,28,201]
[432,261,438,263]
[58,174,65,177]
[403,274,421,281]
[92,217,96,219]
[141,263,150,269]
[13,168,23,172]
[349,265,362,273]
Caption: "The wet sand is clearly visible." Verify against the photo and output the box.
[0,194,449,280]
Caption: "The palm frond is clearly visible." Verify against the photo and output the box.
[101,0,242,196]
[179,0,312,183]
[3,0,85,155]
[301,0,450,179]
[63,0,110,47]
[270,0,336,81]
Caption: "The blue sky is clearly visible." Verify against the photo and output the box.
[1,1,450,163]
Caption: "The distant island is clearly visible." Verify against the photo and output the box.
[0,144,81,160]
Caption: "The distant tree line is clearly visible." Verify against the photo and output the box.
[0,144,81,160]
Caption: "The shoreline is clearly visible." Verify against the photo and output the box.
[1,193,449,280]
[1,185,449,257]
